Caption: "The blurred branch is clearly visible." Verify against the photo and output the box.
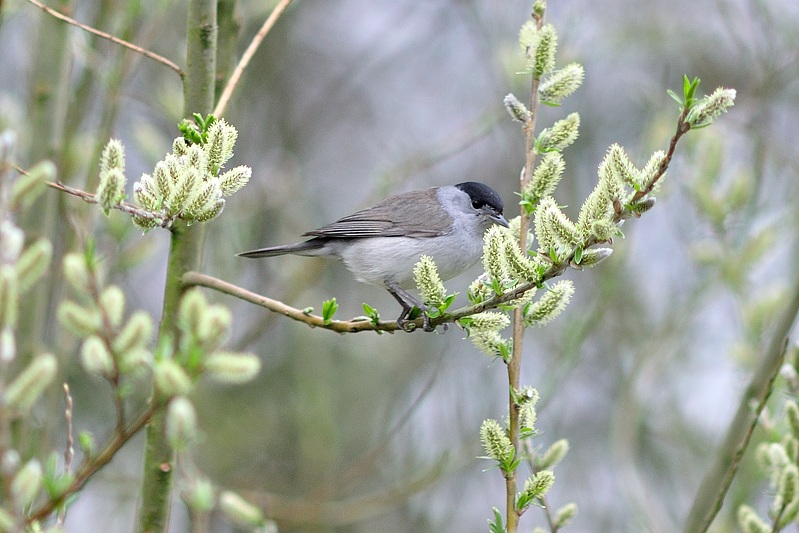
[214,0,294,117]
[26,0,185,78]
[26,403,158,524]
[682,280,799,532]
[244,457,446,526]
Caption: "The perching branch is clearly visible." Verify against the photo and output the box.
[45,180,171,228]
[26,0,185,78]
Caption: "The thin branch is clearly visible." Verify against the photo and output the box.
[213,0,294,117]
[26,0,185,78]
[45,180,172,228]
[56,383,74,527]
[682,287,799,533]
[507,7,546,531]
[26,403,158,524]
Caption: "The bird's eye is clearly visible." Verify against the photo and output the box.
[471,200,482,210]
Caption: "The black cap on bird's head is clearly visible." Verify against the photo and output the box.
[455,181,509,227]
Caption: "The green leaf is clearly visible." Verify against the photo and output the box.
[322,298,338,324]
[488,507,506,533]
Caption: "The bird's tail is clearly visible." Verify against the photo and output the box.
[237,239,325,258]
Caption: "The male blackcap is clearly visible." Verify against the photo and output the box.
[239,181,508,331]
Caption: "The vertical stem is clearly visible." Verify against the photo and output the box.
[137,0,216,531]
[507,9,545,533]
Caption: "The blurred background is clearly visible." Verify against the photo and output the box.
[2,0,799,531]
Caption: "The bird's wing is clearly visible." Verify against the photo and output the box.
[303,189,453,239]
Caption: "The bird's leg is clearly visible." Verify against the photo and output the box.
[386,283,433,332]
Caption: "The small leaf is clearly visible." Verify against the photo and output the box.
[322,298,338,324]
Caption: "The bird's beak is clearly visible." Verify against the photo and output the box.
[493,214,509,228]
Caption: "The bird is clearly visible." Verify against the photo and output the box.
[238,181,508,331]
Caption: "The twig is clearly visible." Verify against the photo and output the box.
[56,383,74,527]
[682,282,799,533]
[26,403,157,524]
[507,6,546,531]
[26,0,185,78]
[45,180,172,228]
[213,0,294,117]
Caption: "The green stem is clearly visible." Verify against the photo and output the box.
[137,0,217,529]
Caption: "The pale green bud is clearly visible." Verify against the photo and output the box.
[471,329,510,361]
[219,491,265,528]
[604,144,637,191]
[627,197,656,216]
[204,352,261,384]
[518,21,538,52]
[185,144,209,175]
[112,311,153,354]
[0,508,15,532]
[775,463,799,512]
[469,312,511,332]
[80,336,114,376]
[198,305,232,348]
[590,219,618,242]
[573,248,613,269]
[529,24,557,77]
[538,439,569,469]
[413,255,448,308]
[517,386,538,432]
[219,166,251,196]
[638,150,665,190]
[480,419,514,464]
[534,197,579,253]
[166,396,197,450]
[11,459,42,508]
[153,160,174,201]
[524,280,574,326]
[118,348,152,375]
[526,152,564,203]
[554,502,577,528]
[15,239,52,294]
[522,470,555,500]
[576,182,610,239]
[503,236,542,284]
[79,431,96,457]
[186,179,221,218]
[539,63,584,104]
[737,504,769,533]
[1,449,20,476]
[96,168,126,215]
[133,180,161,211]
[0,327,14,362]
[467,274,492,305]
[184,477,215,512]
[99,139,125,175]
[0,221,24,263]
[686,87,736,128]
[11,160,53,210]
[99,286,125,328]
[192,198,225,222]
[172,137,189,156]
[178,289,207,335]
[784,435,799,463]
[537,112,579,153]
[166,167,200,216]
[62,253,91,295]
[58,301,101,337]
[786,401,799,440]
[482,226,510,289]
[5,353,57,412]
[503,94,530,124]
[204,120,238,173]
[0,266,18,329]
[154,359,192,397]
